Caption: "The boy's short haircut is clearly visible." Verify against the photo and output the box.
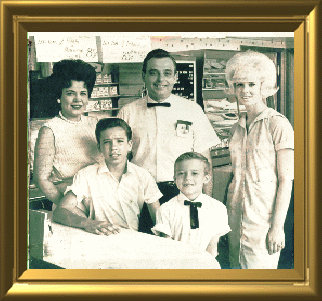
[95,118,132,144]
[174,152,210,175]
[142,48,177,74]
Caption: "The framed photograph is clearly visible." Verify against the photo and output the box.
[0,1,320,300]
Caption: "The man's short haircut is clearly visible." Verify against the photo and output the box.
[95,118,132,144]
[51,59,96,100]
[174,152,210,175]
[142,48,177,74]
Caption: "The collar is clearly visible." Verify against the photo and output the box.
[177,192,204,204]
[97,160,133,175]
[58,111,83,124]
[146,94,173,105]
[237,107,279,129]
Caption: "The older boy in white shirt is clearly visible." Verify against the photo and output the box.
[53,118,162,235]
[152,152,230,267]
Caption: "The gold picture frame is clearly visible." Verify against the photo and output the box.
[0,0,320,300]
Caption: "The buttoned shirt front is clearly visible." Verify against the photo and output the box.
[65,160,162,231]
[118,94,221,182]
[152,193,230,253]
[227,108,294,268]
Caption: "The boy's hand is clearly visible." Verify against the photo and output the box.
[266,226,285,255]
[84,220,121,235]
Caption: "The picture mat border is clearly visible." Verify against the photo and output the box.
[0,0,320,300]
[18,22,305,280]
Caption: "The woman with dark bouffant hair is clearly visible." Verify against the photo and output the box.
[33,59,102,206]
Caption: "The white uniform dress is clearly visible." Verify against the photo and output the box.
[227,108,294,269]
[65,160,162,231]
[152,192,231,268]
[117,94,221,182]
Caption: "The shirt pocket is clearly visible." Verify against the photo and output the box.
[170,126,194,154]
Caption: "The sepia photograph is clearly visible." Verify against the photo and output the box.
[1,0,320,300]
[28,32,295,270]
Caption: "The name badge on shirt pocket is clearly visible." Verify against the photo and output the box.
[176,120,193,137]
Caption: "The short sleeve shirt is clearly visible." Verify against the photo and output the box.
[152,193,230,252]
[228,108,294,217]
[65,161,162,231]
[118,94,221,182]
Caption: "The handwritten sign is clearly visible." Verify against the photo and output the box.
[101,33,151,63]
[34,33,98,62]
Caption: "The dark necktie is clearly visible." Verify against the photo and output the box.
[184,200,202,229]
[147,102,171,108]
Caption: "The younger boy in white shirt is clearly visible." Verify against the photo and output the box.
[151,152,230,267]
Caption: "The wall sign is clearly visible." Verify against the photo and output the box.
[33,33,98,62]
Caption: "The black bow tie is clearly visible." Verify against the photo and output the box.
[147,102,171,108]
[184,200,202,229]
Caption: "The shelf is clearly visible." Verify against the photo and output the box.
[85,108,120,112]
[91,94,139,100]
[118,94,140,98]
[94,83,119,86]
[90,95,120,100]
[203,72,226,75]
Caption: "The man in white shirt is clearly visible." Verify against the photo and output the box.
[53,118,162,235]
[118,49,221,232]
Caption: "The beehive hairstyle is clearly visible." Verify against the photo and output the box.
[225,50,279,98]
[51,59,96,100]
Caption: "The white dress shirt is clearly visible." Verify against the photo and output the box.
[118,94,221,182]
[65,160,162,231]
[152,193,230,255]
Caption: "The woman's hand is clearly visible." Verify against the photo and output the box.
[266,226,285,255]
[84,220,121,236]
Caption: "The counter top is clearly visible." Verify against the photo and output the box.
[29,210,220,269]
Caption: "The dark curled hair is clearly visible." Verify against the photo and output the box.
[95,118,132,144]
[174,152,210,175]
[142,48,177,74]
[50,59,96,100]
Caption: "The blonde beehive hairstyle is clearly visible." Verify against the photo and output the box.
[225,50,279,98]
